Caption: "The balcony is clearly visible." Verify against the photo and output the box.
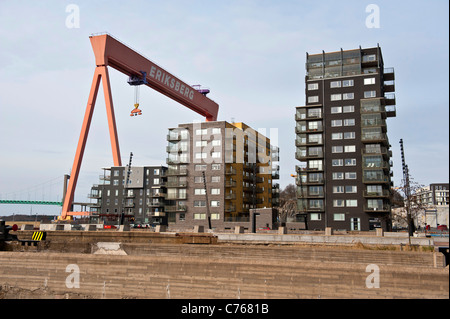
[363,190,391,198]
[166,168,188,176]
[165,205,187,212]
[166,145,188,153]
[384,93,396,106]
[383,67,395,81]
[385,105,396,118]
[361,118,386,129]
[225,179,237,188]
[167,132,181,141]
[225,166,237,175]
[295,110,323,121]
[224,205,237,213]
[148,201,164,207]
[361,133,387,143]
[384,80,395,93]
[362,173,390,184]
[225,193,236,200]
[88,192,101,199]
[364,205,391,212]
[166,180,188,187]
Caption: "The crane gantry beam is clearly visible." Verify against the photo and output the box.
[61,34,219,219]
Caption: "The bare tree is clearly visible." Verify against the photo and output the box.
[277,184,297,223]
[393,176,428,232]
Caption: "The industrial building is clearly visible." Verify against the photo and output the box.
[294,45,396,231]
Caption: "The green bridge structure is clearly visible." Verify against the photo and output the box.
[0,200,63,206]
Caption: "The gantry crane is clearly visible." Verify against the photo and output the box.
[60,33,219,220]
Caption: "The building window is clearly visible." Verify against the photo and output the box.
[334,213,346,221]
[332,146,343,153]
[310,213,321,221]
[330,94,342,101]
[331,106,342,114]
[343,105,354,113]
[211,188,220,195]
[195,140,207,147]
[195,152,207,159]
[342,79,354,87]
[308,83,319,90]
[364,77,376,85]
[211,152,221,158]
[308,160,323,170]
[345,158,357,166]
[194,213,206,220]
[332,159,343,166]
[211,213,221,220]
[345,172,357,179]
[114,170,120,176]
[212,164,221,170]
[308,96,319,103]
[308,134,322,144]
[211,176,221,183]
[332,172,344,180]
[346,186,357,193]
[211,200,220,207]
[332,132,343,140]
[195,164,207,171]
[344,132,355,139]
[333,199,345,207]
[194,188,206,195]
[344,145,356,153]
[330,81,341,88]
[364,91,377,98]
[333,186,345,193]
[344,119,355,126]
[363,54,377,62]
[346,199,358,207]
[331,119,342,127]
[194,200,206,207]
[195,129,208,135]
[343,93,354,100]
[212,128,221,135]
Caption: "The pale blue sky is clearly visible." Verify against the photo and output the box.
[0,0,448,215]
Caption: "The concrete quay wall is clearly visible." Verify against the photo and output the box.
[216,232,440,247]
[0,247,448,299]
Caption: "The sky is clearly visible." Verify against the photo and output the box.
[0,0,448,216]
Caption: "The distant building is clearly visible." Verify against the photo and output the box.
[89,165,168,225]
[415,183,449,206]
[295,45,396,231]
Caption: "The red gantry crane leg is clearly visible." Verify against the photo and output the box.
[61,33,219,220]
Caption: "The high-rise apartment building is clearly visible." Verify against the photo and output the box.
[166,121,280,230]
[295,45,396,231]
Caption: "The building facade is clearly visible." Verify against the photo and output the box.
[89,165,168,225]
[166,121,279,231]
[295,45,396,231]
[415,183,449,207]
